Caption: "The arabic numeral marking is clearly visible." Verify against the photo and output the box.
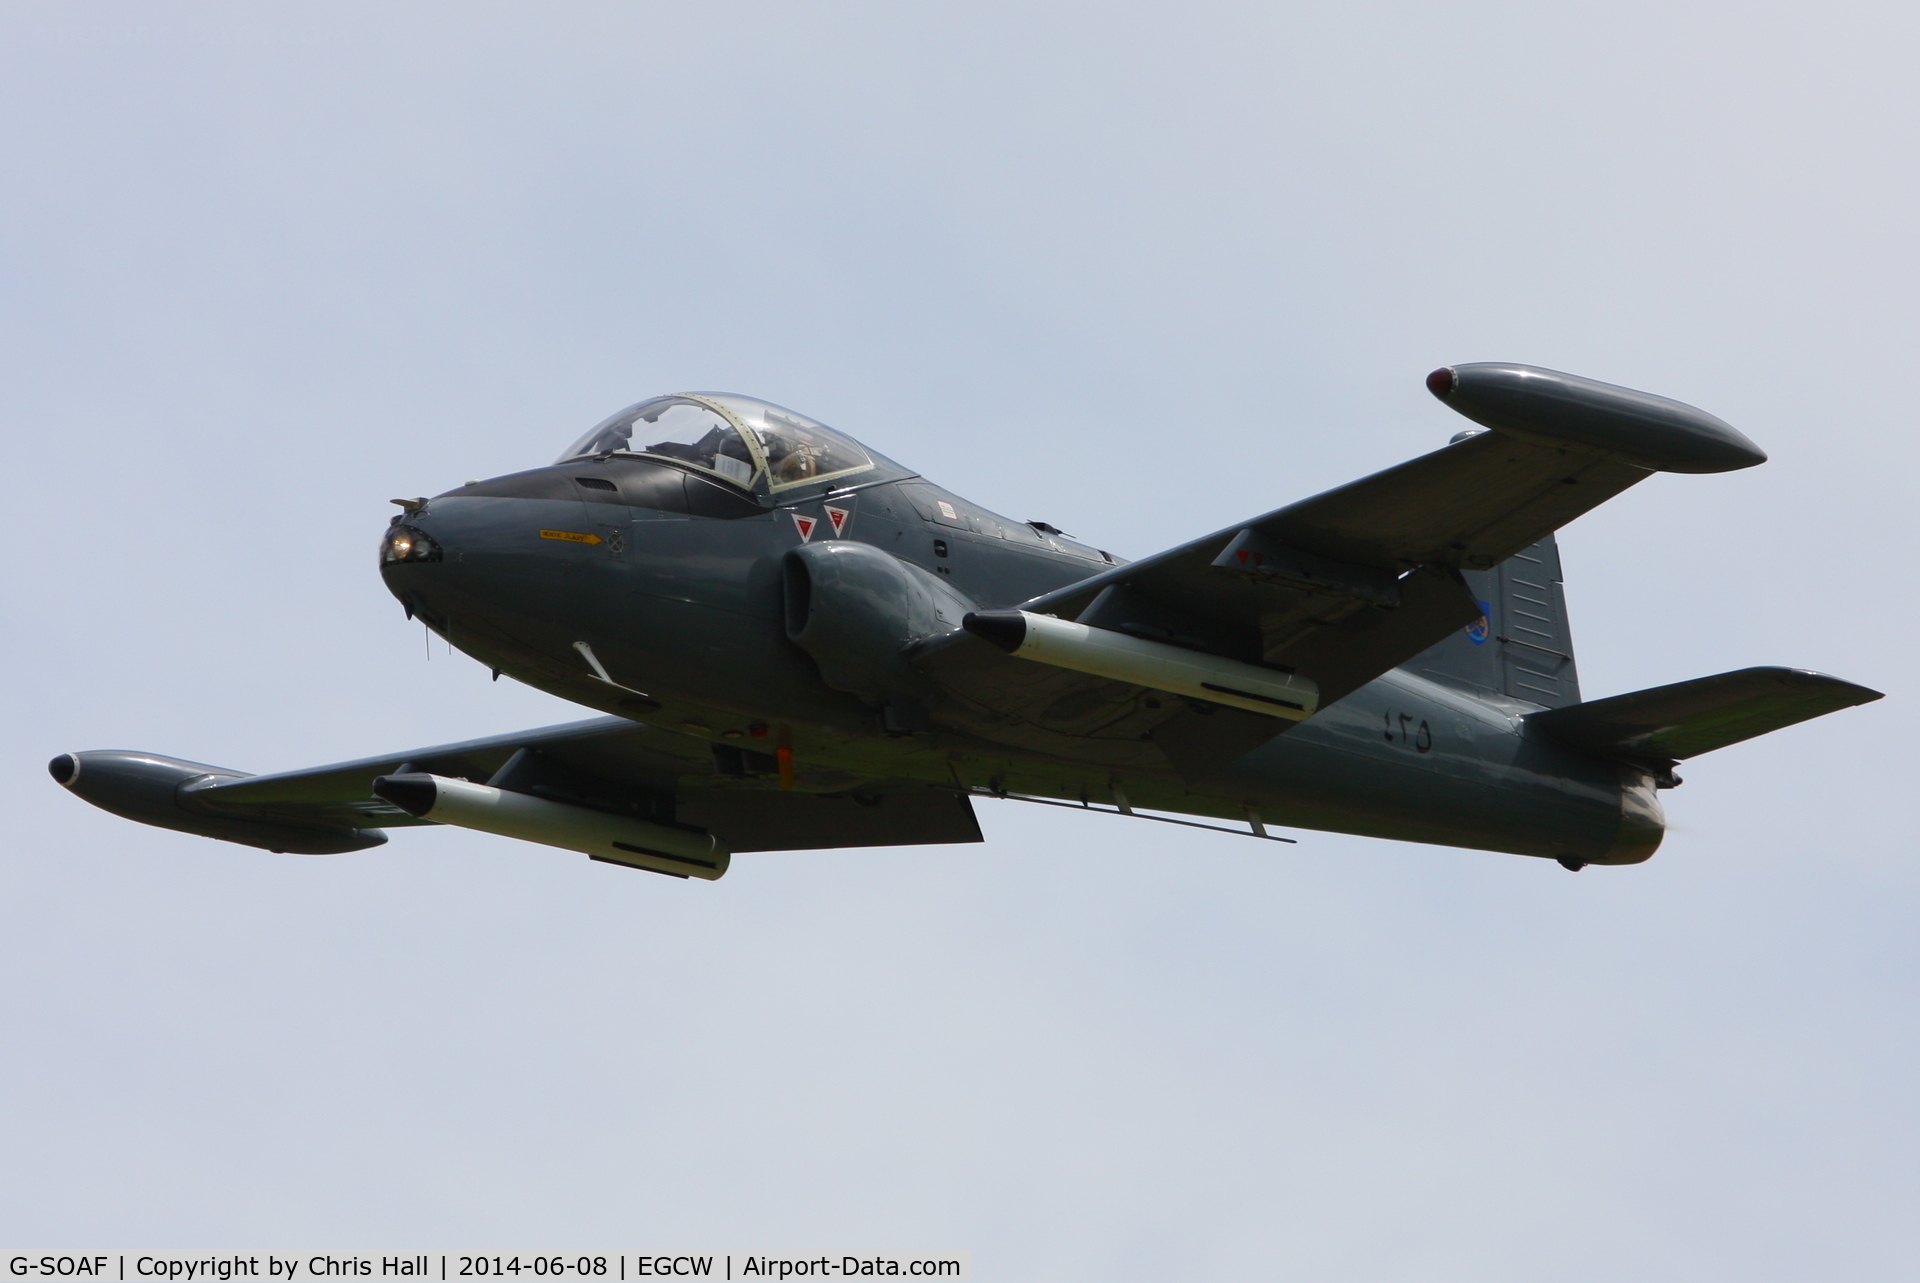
[1384,711,1434,753]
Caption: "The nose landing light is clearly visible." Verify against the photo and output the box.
[380,524,442,564]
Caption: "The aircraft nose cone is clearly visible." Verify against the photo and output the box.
[377,499,455,629]
[374,488,606,651]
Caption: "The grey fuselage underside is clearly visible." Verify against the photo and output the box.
[383,459,1641,864]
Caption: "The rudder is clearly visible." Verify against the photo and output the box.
[1406,534,1581,709]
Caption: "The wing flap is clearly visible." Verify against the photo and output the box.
[1525,668,1884,765]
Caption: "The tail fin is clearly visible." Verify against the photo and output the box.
[1526,667,1882,767]
[1406,534,1581,708]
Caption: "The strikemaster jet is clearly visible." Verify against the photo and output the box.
[53,364,1882,877]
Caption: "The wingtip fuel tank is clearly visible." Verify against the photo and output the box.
[49,749,386,854]
[1427,362,1767,474]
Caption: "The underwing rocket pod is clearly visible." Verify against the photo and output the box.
[962,610,1320,719]
[1427,362,1767,473]
[371,773,730,879]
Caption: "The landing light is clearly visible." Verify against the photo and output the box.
[381,524,442,564]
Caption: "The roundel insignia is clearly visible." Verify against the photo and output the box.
[1465,602,1491,645]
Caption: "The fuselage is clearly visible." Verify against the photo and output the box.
[381,402,1661,867]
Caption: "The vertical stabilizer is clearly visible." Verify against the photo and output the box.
[1407,535,1582,709]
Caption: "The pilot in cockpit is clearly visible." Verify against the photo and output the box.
[759,427,822,482]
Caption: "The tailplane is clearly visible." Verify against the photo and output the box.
[1404,535,1883,763]
[1525,667,1882,772]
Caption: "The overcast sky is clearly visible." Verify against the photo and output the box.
[3,1,1916,1276]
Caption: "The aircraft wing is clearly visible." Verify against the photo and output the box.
[922,362,1774,743]
[59,717,981,856]
[911,355,1791,775]
[1018,429,1653,704]
[913,428,1655,771]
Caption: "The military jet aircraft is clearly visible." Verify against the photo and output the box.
[53,363,1882,877]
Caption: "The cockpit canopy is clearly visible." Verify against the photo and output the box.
[557,392,904,493]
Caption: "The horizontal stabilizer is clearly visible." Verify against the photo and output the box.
[1525,667,1882,766]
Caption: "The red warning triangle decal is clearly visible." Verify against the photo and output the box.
[790,512,818,542]
[823,504,850,536]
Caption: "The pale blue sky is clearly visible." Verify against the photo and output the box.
[3,2,1915,1276]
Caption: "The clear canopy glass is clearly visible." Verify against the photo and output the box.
[557,397,758,485]
[694,393,873,489]
[555,392,879,491]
